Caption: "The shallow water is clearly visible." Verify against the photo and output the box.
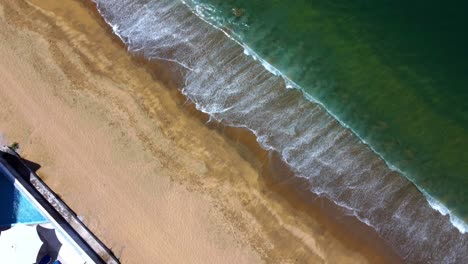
[93,0,468,262]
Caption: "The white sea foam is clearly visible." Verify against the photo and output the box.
[426,195,467,234]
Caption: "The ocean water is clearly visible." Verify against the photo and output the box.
[92,0,468,262]
[184,0,468,221]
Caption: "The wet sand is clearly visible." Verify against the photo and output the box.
[0,0,401,263]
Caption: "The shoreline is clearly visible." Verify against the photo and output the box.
[93,1,468,262]
[81,1,404,261]
[0,0,402,263]
[145,57,403,263]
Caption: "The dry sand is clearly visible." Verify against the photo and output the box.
[0,1,398,263]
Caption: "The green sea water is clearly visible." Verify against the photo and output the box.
[187,0,468,219]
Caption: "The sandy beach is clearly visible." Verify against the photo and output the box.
[0,1,399,263]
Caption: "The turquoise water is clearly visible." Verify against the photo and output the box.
[185,0,468,220]
[0,169,47,227]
